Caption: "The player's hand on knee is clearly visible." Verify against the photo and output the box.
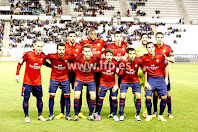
[16,75,20,83]
[145,82,151,90]
[112,85,119,92]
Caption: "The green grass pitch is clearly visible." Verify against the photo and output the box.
[0,62,198,132]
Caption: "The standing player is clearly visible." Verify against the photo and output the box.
[119,48,146,122]
[152,32,175,118]
[81,29,107,116]
[16,40,47,122]
[73,44,99,121]
[55,31,84,119]
[135,33,149,118]
[95,49,120,121]
[46,43,73,121]
[105,30,127,118]
[141,42,169,121]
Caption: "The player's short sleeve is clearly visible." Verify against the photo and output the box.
[46,54,53,60]
[116,61,123,75]
[167,45,174,57]
[138,59,146,72]
[163,55,169,66]
[18,52,28,65]
[41,53,47,64]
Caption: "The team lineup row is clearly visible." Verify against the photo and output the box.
[16,30,175,123]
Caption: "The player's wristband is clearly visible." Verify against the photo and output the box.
[16,75,20,80]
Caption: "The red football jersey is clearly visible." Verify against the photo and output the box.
[141,53,168,77]
[99,59,119,87]
[65,42,83,73]
[105,42,127,61]
[16,51,46,85]
[155,44,174,57]
[74,54,99,82]
[65,42,83,57]
[81,39,107,57]
[47,53,70,81]
[119,57,146,83]
[155,43,174,76]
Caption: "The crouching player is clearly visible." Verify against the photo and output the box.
[73,44,99,121]
[141,42,169,121]
[96,49,120,121]
[119,48,146,122]
[46,43,73,121]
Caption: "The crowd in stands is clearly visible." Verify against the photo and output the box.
[165,26,186,39]
[9,0,62,16]
[128,0,147,17]
[72,0,115,16]
[129,0,147,11]
[0,20,4,50]
[9,18,156,49]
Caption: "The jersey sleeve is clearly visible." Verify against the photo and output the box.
[138,58,147,72]
[163,55,169,66]
[46,54,52,60]
[16,52,28,75]
[168,46,174,57]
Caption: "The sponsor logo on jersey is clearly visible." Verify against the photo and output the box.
[54,64,66,70]
[29,63,41,69]
[102,69,114,75]
[92,48,100,55]
[126,69,136,74]
[148,64,159,70]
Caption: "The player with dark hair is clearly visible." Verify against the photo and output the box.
[46,43,73,121]
[16,40,48,122]
[73,44,99,121]
[141,42,169,121]
[56,31,84,119]
[81,29,107,117]
[95,49,120,121]
[105,30,128,118]
[119,48,146,121]
[152,32,175,119]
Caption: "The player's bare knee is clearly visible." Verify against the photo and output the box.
[90,95,96,100]
[135,92,141,99]
[99,97,104,100]
[161,95,167,99]
[146,96,152,99]
[111,96,117,100]
[64,93,70,96]
[120,93,126,98]
[90,92,96,100]
[74,91,81,99]
[50,93,55,96]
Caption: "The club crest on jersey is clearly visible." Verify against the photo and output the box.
[156,59,159,63]
[97,43,100,47]
[122,48,125,52]
[163,50,166,53]
[135,64,138,68]
[40,58,43,62]
[76,49,79,52]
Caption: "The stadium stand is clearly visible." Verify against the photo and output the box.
[183,0,198,21]
[69,0,121,17]
[0,19,4,51]
[127,0,181,19]
[10,0,62,16]
[0,0,197,61]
